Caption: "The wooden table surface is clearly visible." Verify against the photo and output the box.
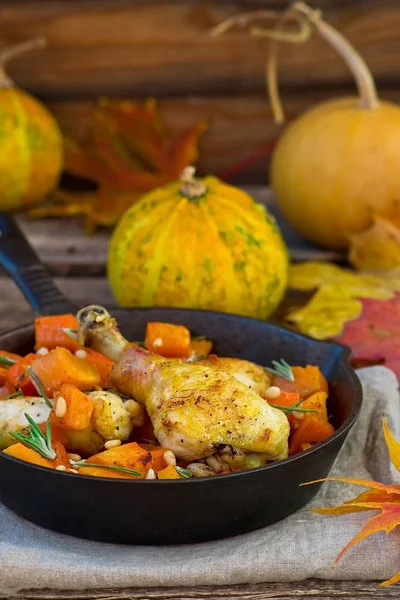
[0,188,392,600]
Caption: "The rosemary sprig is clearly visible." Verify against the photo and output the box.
[72,461,142,477]
[11,414,56,460]
[270,403,317,415]
[0,355,17,368]
[7,388,23,399]
[26,367,52,408]
[186,354,208,363]
[265,359,294,381]
[175,466,193,478]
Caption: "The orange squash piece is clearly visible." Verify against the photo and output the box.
[6,353,38,396]
[139,443,169,471]
[145,322,191,358]
[3,443,54,469]
[51,384,94,431]
[190,339,213,357]
[34,314,81,352]
[266,390,301,427]
[0,350,23,362]
[30,347,100,396]
[273,365,328,399]
[157,465,182,479]
[78,465,135,479]
[87,441,151,478]
[289,392,335,455]
[52,442,71,468]
[80,348,114,387]
[38,421,68,446]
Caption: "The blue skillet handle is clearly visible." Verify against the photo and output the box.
[0,214,77,315]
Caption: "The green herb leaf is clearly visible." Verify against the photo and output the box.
[7,388,23,399]
[10,413,56,460]
[270,402,317,415]
[72,461,142,478]
[0,355,17,368]
[26,367,52,408]
[265,359,294,381]
[175,466,193,478]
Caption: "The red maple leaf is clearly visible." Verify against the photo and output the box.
[335,292,400,378]
[30,98,206,233]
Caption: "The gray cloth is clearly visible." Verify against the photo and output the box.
[1,367,399,595]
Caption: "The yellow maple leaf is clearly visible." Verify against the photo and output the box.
[304,418,400,586]
[286,262,400,338]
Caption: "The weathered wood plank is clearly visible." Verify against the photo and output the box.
[1,0,399,98]
[12,186,342,277]
[45,90,400,183]
[0,579,397,600]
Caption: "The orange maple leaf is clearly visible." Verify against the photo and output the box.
[30,98,206,233]
[304,418,400,586]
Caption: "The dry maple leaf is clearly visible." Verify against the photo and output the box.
[29,98,206,233]
[348,214,400,274]
[336,293,400,379]
[305,418,400,587]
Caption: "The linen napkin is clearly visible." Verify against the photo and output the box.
[1,366,399,595]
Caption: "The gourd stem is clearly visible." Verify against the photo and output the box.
[180,166,207,200]
[292,2,378,110]
[0,37,47,89]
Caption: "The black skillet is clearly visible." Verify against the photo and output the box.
[0,215,362,545]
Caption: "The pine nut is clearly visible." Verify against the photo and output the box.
[37,347,49,356]
[265,386,281,400]
[187,463,214,477]
[56,465,66,471]
[163,450,176,467]
[105,439,121,449]
[293,411,304,420]
[145,468,156,480]
[68,468,79,474]
[75,349,87,359]
[206,455,223,473]
[68,453,82,462]
[55,396,67,418]
[152,337,163,347]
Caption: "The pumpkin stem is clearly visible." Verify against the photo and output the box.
[180,166,207,199]
[0,37,47,89]
[292,3,378,110]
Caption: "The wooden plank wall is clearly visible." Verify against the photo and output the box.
[1,0,400,182]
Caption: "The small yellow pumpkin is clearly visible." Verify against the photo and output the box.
[0,38,63,211]
[108,167,289,319]
[269,3,400,249]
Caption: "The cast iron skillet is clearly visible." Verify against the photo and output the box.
[0,215,362,545]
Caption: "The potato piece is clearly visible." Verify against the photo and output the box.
[64,425,104,457]
[88,390,132,441]
[157,465,182,479]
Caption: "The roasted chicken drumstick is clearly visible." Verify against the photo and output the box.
[78,306,290,462]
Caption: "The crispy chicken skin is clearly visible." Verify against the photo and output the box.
[195,355,272,396]
[78,305,290,462]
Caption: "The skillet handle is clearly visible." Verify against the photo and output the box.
[0,214,77,315]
